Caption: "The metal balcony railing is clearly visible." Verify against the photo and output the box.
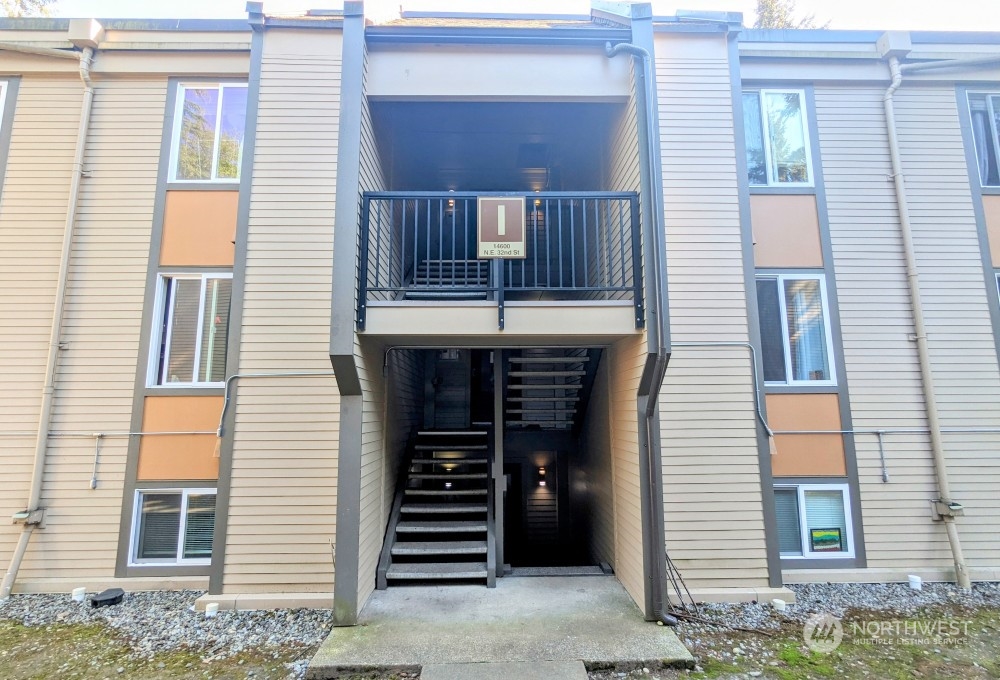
[357,191,643,330]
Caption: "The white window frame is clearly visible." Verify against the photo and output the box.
[745,88,815,187]
[759,273,837,387]
[776,483,854,560]
[0,81,8,126]
[968,91,1000,187]
[148,272,233,388]
[169,82,248,183]
[129,488,217,566]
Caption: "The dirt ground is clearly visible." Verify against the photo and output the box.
[1,604,998,679]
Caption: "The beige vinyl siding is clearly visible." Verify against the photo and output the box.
[355,48,392,606]
[817,83,1000,572]
[655,33,770,589]
[0,76,81,574]
[11,78,164,585]
[894,86,1000,569]
[813,85,944,569]
[607,334,647,606]
[577,356,615,567]
[223,29,342,594]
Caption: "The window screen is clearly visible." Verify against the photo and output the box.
[756,278,787,382]
[774,488,802,555]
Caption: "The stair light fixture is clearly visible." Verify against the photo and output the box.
[538,466,547,487]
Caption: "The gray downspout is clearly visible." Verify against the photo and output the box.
[1,45,96,600]
[881,52,971,589]
[606,39,672,623]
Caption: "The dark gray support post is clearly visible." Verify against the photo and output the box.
[492,350,505,577]
[329,0,367,626]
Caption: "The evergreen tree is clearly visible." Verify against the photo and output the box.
[2,0,54,17]
[753,0,827,29]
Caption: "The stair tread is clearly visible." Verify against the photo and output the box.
[392,541,487,555]
[406,488,487,496]
[414,444,487,450]
[507,384,582,390]
[509,357,590,363]
[386,562,488,579]
[412,458,488,465]
[417,430,488,436]
[410,473,488,479]
[397,520,487,532]
[509,370,586,377]
[401,503,487,513]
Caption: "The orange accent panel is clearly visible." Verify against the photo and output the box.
[984,195,1000,268]
[767,393,846,477]
[160,191,238,267]
[751,194,823,268]
[137,395,222,481]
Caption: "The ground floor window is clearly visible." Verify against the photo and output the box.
[774,483,853,558]
[130,489,216,565]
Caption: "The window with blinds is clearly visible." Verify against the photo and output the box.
[132,489,216,565]
[756,274,836,386]
[774,484,853,559]
[152,274,232,386]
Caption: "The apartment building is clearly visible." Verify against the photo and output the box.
[0,2,998,626]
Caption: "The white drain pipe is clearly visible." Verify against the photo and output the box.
[1,45,96,600]
[881,54,970,589]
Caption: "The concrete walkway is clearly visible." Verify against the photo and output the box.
[307,575,693,679]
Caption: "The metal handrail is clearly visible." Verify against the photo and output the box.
[357,191,644,331]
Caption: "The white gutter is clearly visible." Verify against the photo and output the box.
[1,43,97,600]
[879,38,971,589]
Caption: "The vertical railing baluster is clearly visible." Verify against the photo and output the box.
[424,199,431,286]
[569,200,576,288]
[533,204,539,288]
[400,200,407,291]
[557,199,563,287]
[630,196,644,328]
[357,196,372,330]
[451,201,457,288]
[581,199,589,289]
[545,199,551,289]
[373,199,382,296]
[387,200,395,291]
[618,199,626,294]
[464,200,470,287]
[438,199,444,287]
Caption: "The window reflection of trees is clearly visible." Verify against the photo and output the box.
[766,93,808,183]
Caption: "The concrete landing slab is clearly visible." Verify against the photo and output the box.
[421,661,588,680]
[307,575,692,679]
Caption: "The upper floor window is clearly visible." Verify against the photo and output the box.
[743,89,813,186]
[756,273,835,386]
[969,93,1000,187]
[171,83,248,182]
[150,273,232,387]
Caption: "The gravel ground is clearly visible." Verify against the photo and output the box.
[0,589,332,676]
[1,582,998,680]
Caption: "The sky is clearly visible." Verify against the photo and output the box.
[48,0,1000,32]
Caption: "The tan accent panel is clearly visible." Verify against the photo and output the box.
[767,393,846,477]
[137,396,222,481]
[160,191,238,267]
[984,195,1000,267]
[751,194,824,268]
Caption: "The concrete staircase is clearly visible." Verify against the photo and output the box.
[377,430,496,588]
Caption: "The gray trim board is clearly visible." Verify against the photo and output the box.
[982,187,1000,195]
[630,11,670,623]
[728,34,783,590]
[331,6,367,627]
[115,76,182,579]
[143,387,225,397]
[0,77,21,207]
[955,85,1000,371]
[764,385,840,395]
[802,84,867,568]
[207,26,263,595]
